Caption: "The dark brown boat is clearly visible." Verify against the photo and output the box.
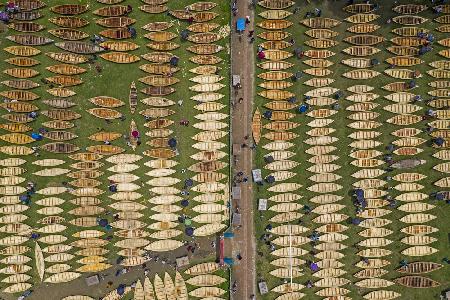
[394,276,440,288]
[99,28,131,39]
[55,42,104,54]
[2,113,33,123]
[42,131,78,141]
[397,262,443,274]
[46,52,88,64]
[0,102,38,113]
[11,11,42,21]
[41,142,80,154]
[96,17,135,28]
[48,28,89,41]
[93,5,129,17]
[50,4,89,15]
[6,34,53,46]
[42,120,74,130]
[141,86,175,96]
[4,57,40,67]
[14,0,46,11]
[42,99,76,109]
[140,5,168,14]
[41,109,81,121]
[8,22,44,32]
[1,79,39,90]
[49,16,89,28]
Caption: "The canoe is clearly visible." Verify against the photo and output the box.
[50,4,88,15]
[344,3,376,13]
[55,41,103,54]
[398,262,443,274]
[345,14,379,23]
[100,52,140,64]
[393,4,427,14]
[259,9,292,19]
[258,0,294,9]
[139,4,167,13]
[347,23,380,33]
[395,276,440,288]
[7,34,53,45]
[96,16,135,28]
[342,46,380,56]
[343,69,380,80]
[344,35,384,46]
[187,22,220,33]
[392,15,427,26]
[363,291,400,300]
[93,5,128,17]
[301,17,341,29]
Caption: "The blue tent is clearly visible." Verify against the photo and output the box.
[237,18,246,32]
[117,284,125,295]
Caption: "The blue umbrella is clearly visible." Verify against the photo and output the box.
[170,56,179,66]
[185,179,193,187]
[310,262,319,272]
[180,199,189,207]
[263,110,272,119]
[298,104,308,113]
[31,132,42,140]
[117,284,125,295]
[168,138,177,148]
[265,175,275,184]
[99,219,108,227]
[436,193,445,200]
[185,227,194,236]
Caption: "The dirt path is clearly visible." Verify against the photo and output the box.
[230,1,256,299]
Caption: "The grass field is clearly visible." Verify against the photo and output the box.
[0,0,231,297]
[253,1,450,299]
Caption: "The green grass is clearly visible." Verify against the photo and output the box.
[253,0,450,299]
[0,0,231,296]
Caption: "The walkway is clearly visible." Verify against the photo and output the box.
[230,1,256,299]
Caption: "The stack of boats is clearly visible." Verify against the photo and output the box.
[133,271,188,300]
[0,158,32,294]
[255,0,310,298]
[1,0,45,294]
[184,261,226,298]
[94,2,140,64]
[66,152,110,275]
[342,3,397,299]
[47,3,90,98]
[172,1,229,236]
[389,3,442,291]
[139,3,184,253]
[302,14,352,298]
[106,153,148,266]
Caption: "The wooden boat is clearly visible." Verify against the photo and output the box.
[4,67,39,79]
[96,16,135,28]
[343,69,380,80]
[258,31,290,41]
[100,52,139,64]
[435,15,450,23]
[301,17,341,29]
[363,291,400,300]
[398,262,443,274]
[258,19,292,30]
[48,28,89,41]
[344,35,384,46]
[347,23,380,34]
[393,15,428,25]
[2,79,39,90]
[345,13,379,23]
[46,52,87,64]
[6,34,53,45]
[259,9,292,19]
[342,46,380,56]
[50,4,88,15]
[393,4,427,14]
[344,3,376,13]
[93,5,128,17]
[395,276,440,288]
[258,0,294,9]
[49,16,88,28]
[142,21,172,33]
[8,21,44,33]
[55,41,103,54]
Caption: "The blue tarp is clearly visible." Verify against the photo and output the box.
[237,18,245,31]
[224,232,234,238]
[224,257,234,265]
